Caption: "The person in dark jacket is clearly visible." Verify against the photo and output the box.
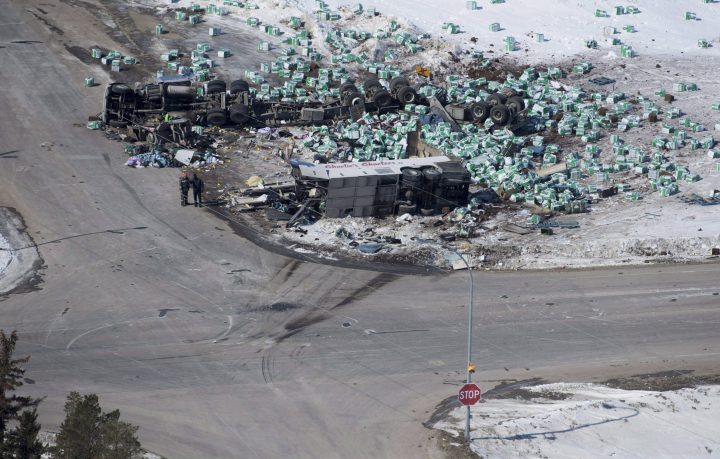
[179,174,190,206]
[191,173,204,207]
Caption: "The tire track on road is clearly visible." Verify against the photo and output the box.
[261,350,274,384]
[103,153,189,241]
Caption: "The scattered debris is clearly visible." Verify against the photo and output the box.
[80,0,720,270]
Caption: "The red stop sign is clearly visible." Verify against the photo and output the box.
[458,383,482,406]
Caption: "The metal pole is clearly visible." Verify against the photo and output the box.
[456,251,474,441]
[418,241,475,441]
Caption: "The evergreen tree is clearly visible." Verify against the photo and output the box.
[5,408,44,459]
[54,392,102,459]
[0,330,38,446]
[97,410,141,459]
[54,392,142,459]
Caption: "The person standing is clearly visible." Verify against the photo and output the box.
[191,173,204,207]
[179,173,190,207]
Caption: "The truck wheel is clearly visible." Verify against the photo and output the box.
[206,80,227,94]
[206,109,227,126]
[402,167,422,180]
[230,104,250,125]
[364,78,383,95]
[490,104,511,125]
[470,102,490,122]
[372,89,392,108]
[506,96,525,112]
[390,76,409,93]
[110,84,133,96]
[229,79,249,94]
[486,93,506,106]
[145,84,162,101]
[339,82,358,96]
[343,91,363,107]
[396,86,418,105]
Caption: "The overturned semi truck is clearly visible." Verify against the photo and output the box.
[101,74,527,139]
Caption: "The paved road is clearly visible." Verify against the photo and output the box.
[1,2,720,458]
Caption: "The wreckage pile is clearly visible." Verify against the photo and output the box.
[123,144,223,169]
[86,0,720,262]
[290,66,714,217]
[218,1,715,215]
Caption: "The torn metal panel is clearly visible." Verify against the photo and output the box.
[501,223,533,235]
[537,162,568,178]
[175,149,195,165]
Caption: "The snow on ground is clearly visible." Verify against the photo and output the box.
[310,0,720,64]
[275,1,720,269]
[0,234,12,278]
[135,0,720,270]
[0,208,42,294]
[38,432,162,459]
[435,383,720,458]
[279,191,720,270]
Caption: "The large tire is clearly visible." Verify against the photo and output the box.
[364,78,383,95]
[206,109,227,126]
[402,168,422,184]
[390,76,409,93]
[343,91,364,107]
[110,84,133,96]
[490,104,511,126]
[401,170,422,194]
[206,79,227,94]
[229,79,249,94]
[145,84,162,101]
[470,102,490,122]
[230,104,250,125]
[423,167,441,182]
[486,93,506,106]
[396,86,418,105]
[339,82,358,96]
[371,89,392,108]
[506,96,525,113]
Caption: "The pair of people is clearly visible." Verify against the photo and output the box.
[179,173,204,207]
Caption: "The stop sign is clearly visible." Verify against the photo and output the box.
[458,383,482,406]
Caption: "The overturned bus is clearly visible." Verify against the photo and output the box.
[291,156,471,218]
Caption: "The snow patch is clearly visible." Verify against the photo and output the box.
[436,383,720,458]
[0,233,12,277]
[308,0,720,64]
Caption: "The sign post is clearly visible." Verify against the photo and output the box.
[456,251,475,440]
